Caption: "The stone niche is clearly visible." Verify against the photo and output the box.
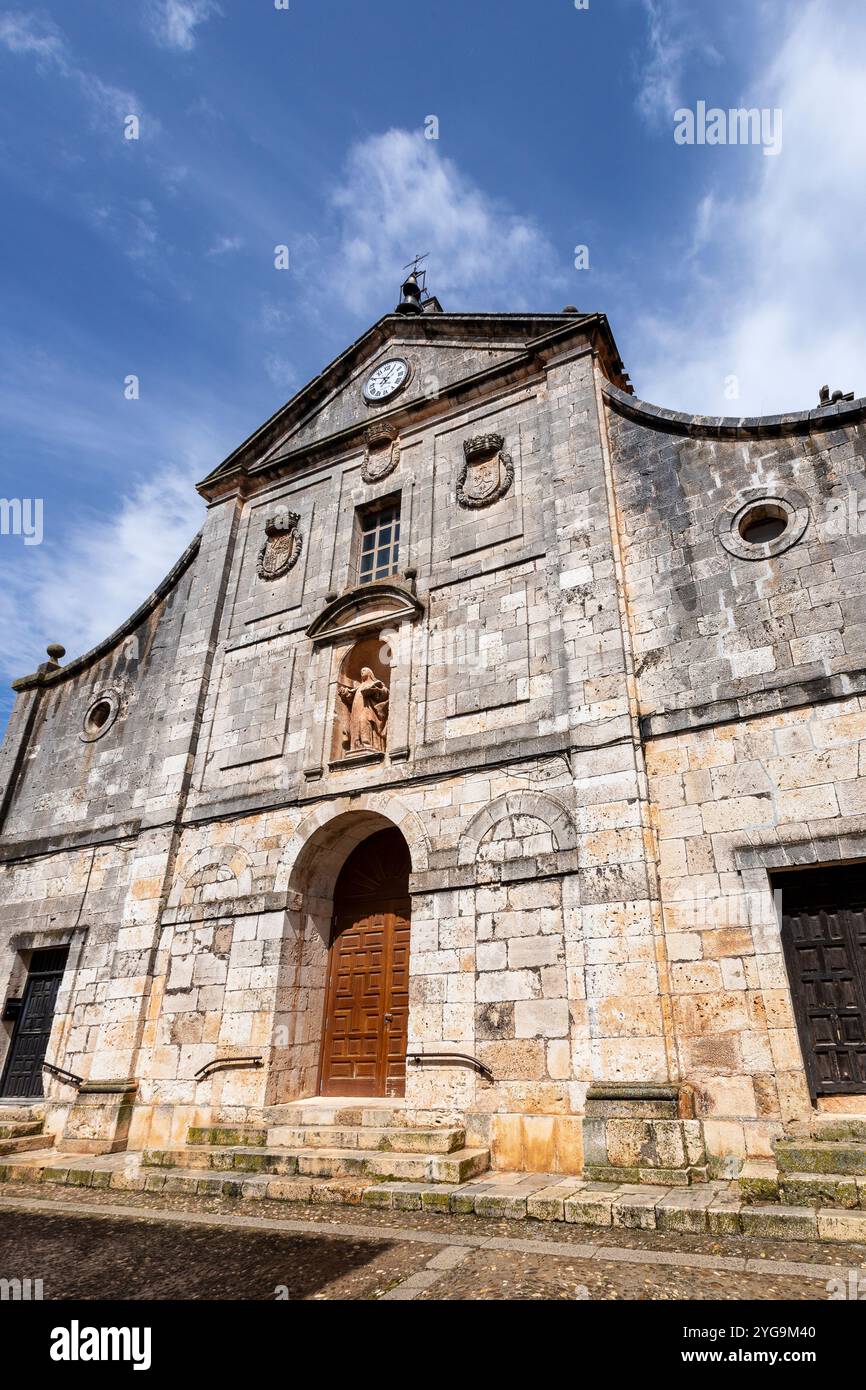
[582,1083,708,1186]
[331,635,391,764]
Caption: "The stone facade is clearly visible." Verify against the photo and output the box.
[1,295,865,1177]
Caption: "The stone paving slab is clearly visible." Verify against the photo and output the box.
[1,1192,858,1297]
[3,1153,866,1245]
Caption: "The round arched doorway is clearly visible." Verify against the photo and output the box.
[318,826,412,1098]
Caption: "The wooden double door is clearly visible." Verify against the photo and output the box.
[319,829,411,1098]
[777,866,866,1097]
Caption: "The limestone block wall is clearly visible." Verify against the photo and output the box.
[0,840,135,1134]
[648,697,866,1175]
[605,386,866,728]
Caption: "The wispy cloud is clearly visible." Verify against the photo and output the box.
[0,462,206,680]
[328,128,566,316]
[634,0,866,415]
[635,0,722,126]
[0,9,64,67]
[147,0,222,52]
[0,332,235,689]
[262,354,298,393]
[636,0,689,123]
[206,233,243,257]
[0,9,150,135]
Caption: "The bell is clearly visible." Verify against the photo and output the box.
[395,271,423,315]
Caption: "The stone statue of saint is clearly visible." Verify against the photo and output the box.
[338,667,389,753]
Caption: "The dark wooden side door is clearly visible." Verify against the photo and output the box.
[0,947,69,1099]
[319,829,411,1098]
[776,866,866,1097]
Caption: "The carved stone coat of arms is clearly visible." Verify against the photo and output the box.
[456,433,514,509]
[256,510,303,581]
[362,423,400,484]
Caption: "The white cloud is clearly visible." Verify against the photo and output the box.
[79,195,166,272]
[0,462,205,681]
[0,10,65,68]
[263,354,298,393]
[0,339,226,687]
[206,234,244,257]
[328,129,566,316]
[635,0,721,126]
[636,0,688,124]
[0,410,213,684]
[0,9,148,135]
[633,0,866,415]
[148,0,222,52]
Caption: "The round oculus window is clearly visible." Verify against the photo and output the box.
[80,692,120,742]
[738,503,789,546]
[716,488,809,561]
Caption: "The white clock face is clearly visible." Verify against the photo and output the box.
[364,358,410,403]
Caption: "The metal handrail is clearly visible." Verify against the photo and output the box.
[43,1061,84,1088]
[407,1052,495,1083]
[194,1055,264,1082]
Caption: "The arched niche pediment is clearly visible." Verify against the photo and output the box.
[306,580,424,647]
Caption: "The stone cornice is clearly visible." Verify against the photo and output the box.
[603,379,866,440]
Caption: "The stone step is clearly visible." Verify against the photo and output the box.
[0,1104,45,1124]
[774,1139,866,1176]
[0,1120,43,1140]
[187,1127,267,1148]
[142,1144,490,1184]
[737,1161,781,1205]
[779,1171,866,1210]
[739,1158,866,1210]
[8,1157,866,1244]
[0,1133,54,1157]
[265,1104,417,1129]
[810,1115,866,1143]
[265,1125,465,1154]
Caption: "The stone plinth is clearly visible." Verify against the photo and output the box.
[62,1080,138,1155]
[582,1083,707,1185]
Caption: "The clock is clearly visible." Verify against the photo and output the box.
[363,357,410,404]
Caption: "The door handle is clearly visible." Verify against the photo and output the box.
[384,1013,393,1026]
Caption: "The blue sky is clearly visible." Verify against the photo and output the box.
[1,0,865,729]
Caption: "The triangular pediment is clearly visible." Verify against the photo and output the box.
[198,309,601,499]
[306,580,424,646]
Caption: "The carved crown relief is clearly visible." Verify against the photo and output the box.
[456,433,514,509]
[256,509,303,581]
[362,422,400,484]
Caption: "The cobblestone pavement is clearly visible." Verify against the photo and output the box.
[1,1182,864,1301]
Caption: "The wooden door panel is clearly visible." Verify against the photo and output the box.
[319,827,412,1099]
[781,885,866,1098]
[320,901,411,1097]
[384,919,411,1095]
[1,954,67,1100]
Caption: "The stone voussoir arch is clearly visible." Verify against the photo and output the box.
[167,843,254,909]
[458,789,577,867]
[274,791,431,897]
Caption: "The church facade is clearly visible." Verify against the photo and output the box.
[2,277,865,1185]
